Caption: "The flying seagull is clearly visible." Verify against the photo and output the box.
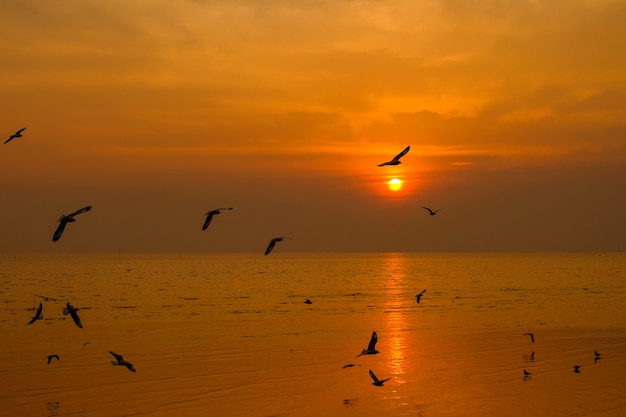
[47,354,60,365]
[369,369,391,386]
[4,127,26,144]
[573,365,581,373]
[27,302,43,325]
[110,351,136,372]
[377,145,410,166]
[421,206,440,216]
[594,350,602,358]
[63,302,83,328]
[264,236,289,256]
[356,331,379,357]
[523,369,531,380]
[416,289,426,304]
[52,205,92,242]
[524,333,535,343]
[202,207,233,231]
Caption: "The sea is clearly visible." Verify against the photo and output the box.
[1,252,625,417]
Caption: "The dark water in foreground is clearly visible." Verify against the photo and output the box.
[1,252,625,416]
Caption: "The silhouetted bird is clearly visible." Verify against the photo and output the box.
[524,333,535,343]
[52,206,92,242]
[416,289,426,304]
[594,350,602,358]
[4,127,26,144]
[573,365,581,373]
[421,206,440,215]
[304,298,312,304]
[377,145,410,166]
[342,364,356,369]
[369,369,391,386]
[110,351,136,372]
[47,354,60,364]
[33,294,58,302]
[27,303,43,325]
[356,331,379,357]
[202,207,233,230]
[63,302,83,328]
[264,237,289,256]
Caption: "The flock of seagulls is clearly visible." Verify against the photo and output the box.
[521,333,603,380]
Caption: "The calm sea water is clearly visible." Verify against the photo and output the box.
[1,252,625,417]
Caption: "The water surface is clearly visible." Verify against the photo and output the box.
[1,252,625,416]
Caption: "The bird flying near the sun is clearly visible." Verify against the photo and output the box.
[264,237,290,256]
[110,351,136,372]
[202,207,233,231]
[27,302,43,325]
[421,206,440,216]
[369,369,391,386]
[63,302,83,328]
[377,145,410,166]
[52,206,92,242]
[356,331,379,357]
[4,127,26,144]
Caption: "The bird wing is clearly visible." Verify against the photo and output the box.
[52,220,68,242]
[3,137,13,144]
[70,310,83,328]
[28,303,43,325]
[369,370,379,382]
[367,331,378,351]
[16,128,26,135]
[421,206,433,214]
[109,351,124,361]
[202,211,217,230]
[264,240,277,255]
[391,145,410,162]
[68,206,92,218]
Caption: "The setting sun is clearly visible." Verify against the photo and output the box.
[388,178,402,191]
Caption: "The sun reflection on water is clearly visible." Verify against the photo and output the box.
[381,253,411,385]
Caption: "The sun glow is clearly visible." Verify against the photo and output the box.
[388,178,402,191]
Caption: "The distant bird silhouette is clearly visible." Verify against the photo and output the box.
[63,302,83,328]
[377,145,410,166]
[524,333,535,343]
[264,237,289,256]
[573,365,581,373]
[110,351,136,372]
[421,206,440,215]
[342,363,356,369]
[52,206,92,242]
[523,369,531,380]
[33,293,59,302]
[27,302,43,325]
[369,369,391,386]
[202,207,233,230]
[47,354,60,364]
[416,289,426,304]
[4,127,26,144]
[304,298,312,304]
[594,350,602,358]
[356,331,379,357]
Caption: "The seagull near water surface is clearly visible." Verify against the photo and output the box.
[110,351,136,372]
[52,206,92,242]
[63,302,83,328]
[202,207,233,231]
[264,237,290,256]
[27,302,43,325]
[377,145,410,166]
[369,369,391,386]
[356,331,379,357]
[4,127,26,144]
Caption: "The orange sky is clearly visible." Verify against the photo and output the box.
[1,0,625,253]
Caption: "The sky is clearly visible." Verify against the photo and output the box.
[1,0,625,253]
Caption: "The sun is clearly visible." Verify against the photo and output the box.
[388,178,402,191]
